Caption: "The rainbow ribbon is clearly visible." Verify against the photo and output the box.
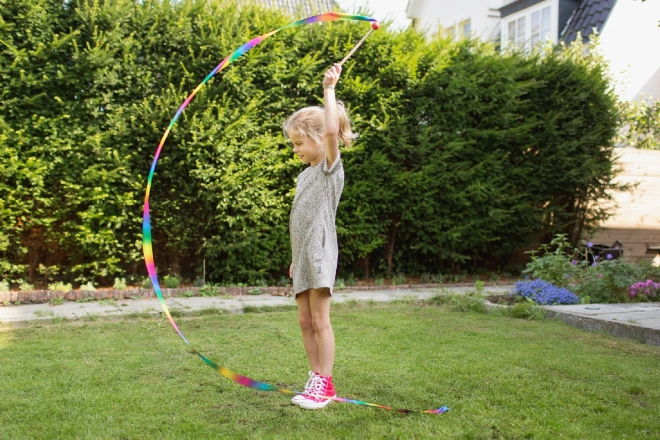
[142,12,448,415]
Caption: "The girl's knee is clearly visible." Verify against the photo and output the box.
[298,314,314,332]
[311,315,332,334]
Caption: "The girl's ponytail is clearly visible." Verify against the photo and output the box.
[336,101,357,148]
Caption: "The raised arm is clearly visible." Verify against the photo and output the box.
[323,63,341,168]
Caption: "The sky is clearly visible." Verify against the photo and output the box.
[335,0,411,30]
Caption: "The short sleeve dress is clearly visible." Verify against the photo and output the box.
[289,154,344,297]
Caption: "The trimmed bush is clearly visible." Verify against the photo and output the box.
[0,0,622,285]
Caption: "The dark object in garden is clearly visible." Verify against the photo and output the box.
[583,241,624,263]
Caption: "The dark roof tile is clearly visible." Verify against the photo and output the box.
[561,0,618,43]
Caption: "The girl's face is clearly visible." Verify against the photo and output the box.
[288,131,324,166]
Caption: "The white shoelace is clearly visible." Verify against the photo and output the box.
[306,375,326,399]
[303,371,317,394]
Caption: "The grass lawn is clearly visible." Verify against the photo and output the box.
[1,301,659,439]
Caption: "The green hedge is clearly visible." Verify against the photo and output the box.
[0,0,623,286]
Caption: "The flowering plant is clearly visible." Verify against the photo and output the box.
[629,280,660,299]
[524,233,660,303]
[512,279,580,305]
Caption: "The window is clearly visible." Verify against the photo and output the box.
[531,6,551,45]
[461,20,471,38]
[506,4,552,50]
[508,16,526,48]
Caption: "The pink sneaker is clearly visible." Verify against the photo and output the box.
[291,371,318,405]
[299,375,336,410]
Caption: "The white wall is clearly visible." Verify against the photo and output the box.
[600,0,660,101]
[406,0,503,41]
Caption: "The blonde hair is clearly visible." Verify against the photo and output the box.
[282,101,357,148]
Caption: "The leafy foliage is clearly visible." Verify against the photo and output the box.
[0,0,623,286]
[48,281,72,292]
[162,274,180,289]
[629,280,660,300]
[617,98,660,150]
[523,234,660,303]
[512,279,579,305]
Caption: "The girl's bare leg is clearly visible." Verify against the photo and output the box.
[308,287,334,376]
[296,290,320,373]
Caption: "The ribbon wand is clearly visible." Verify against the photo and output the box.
[142,12,449,415]
[338,22,380,67]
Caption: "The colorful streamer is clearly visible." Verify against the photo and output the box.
[142,12,448,415]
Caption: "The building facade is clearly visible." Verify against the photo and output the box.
[406,0,660,101]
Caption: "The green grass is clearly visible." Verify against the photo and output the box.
[1,302,659,439]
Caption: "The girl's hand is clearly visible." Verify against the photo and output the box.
[323,63,342,88]
[289,263,293,278]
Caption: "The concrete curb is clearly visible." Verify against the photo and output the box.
[485,299,660,346]
[0,282,509,305]
[543,308,660,346]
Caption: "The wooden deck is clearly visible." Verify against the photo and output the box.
[591,148,660,263]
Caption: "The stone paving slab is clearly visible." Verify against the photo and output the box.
[543,303,660,346]
[544,303,660,330]
[0,285,511,323]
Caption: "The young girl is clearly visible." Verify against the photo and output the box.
[283,63,355,410]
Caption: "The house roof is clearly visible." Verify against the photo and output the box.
[250,0,337,17]
[560,0,618,43]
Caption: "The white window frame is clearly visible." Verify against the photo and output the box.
[531,5,552,46]
[460,19,471,38]
[502,0,557,51]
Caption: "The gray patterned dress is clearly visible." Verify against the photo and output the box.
[289,154,344,297]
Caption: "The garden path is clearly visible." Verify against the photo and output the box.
[2,286,659,346]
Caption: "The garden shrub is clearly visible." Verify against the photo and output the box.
[523,234,660,303]
[19,281,34,292]
[629,280,660,300]
[508,301,547,320]
[79,281,96,292]
[512,279,579,305]
[0,0,623,286]
[48,282,72,292]
[617,98,660,150]
[163,275,180,289]
[198,283,220,297]
[448,292,487,313]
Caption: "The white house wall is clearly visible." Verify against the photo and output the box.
[599,0,660,101]
[406,0,504,40]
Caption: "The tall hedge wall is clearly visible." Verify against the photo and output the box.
[0,0,623,286]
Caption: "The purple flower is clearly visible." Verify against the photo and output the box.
[606,254,613,259]
[629,279,660,298]
[587,241,593,248]
[594,255,599,261]
[512,279,579,305]
[572,259,578,265]
[591,262,597,267]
